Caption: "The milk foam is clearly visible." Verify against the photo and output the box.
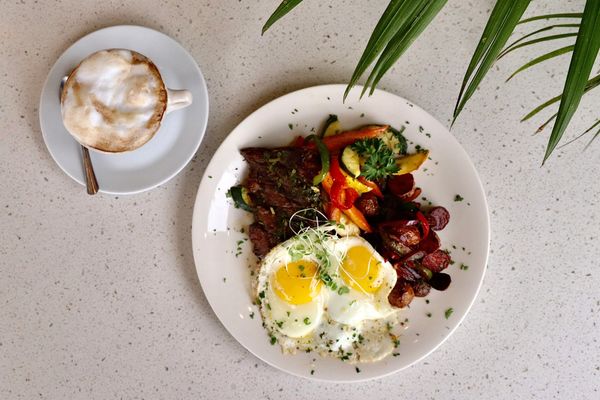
[61,49,166,152]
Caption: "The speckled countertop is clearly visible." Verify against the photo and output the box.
[1,0,599,399]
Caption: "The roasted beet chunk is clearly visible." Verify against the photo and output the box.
[426,206,450,231]
[418,230,441,253]
[387,174,415,199]
[429,272,451,291]
[388,282,415,308]
[356,192,380,217]
[422,249,451,272]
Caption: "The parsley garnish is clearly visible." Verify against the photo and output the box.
[445,308,454,319]
[352,138,399,180]
[270,335,277,345]
[337,286,350,295]
[303,317,311,325]
[454,194,464,202]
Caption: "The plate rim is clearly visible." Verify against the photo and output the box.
[191,83,490,382]
[38,24,209,195]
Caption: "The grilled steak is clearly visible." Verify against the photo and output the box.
[241,147,324,257]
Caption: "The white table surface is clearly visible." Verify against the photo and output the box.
[1,1,598,399]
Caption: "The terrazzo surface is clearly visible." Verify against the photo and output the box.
[1,0,599,399]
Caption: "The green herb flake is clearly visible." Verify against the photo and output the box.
[303,317,311,325]
[355,367,361,373]
[288,123,293,130]
[337,286,350,295]
[454,194,464,202]
[426,312,432,318]
[460,263,469,271]
[249,312,255,319]
[270,336,277,345]
[445,308,454,319]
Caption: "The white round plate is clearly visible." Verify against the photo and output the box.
[192,84,489,382]
[39,25,209,195]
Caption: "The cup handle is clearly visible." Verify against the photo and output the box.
[165,88,193,114]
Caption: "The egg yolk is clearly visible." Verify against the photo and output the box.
[271,260,323,305]
[340,246,382,294]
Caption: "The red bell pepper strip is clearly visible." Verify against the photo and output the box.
[329,152,346,183]
[416,211,430,240]
[307,125,390,152]
[289,135,305,147]
[321,172,372,232]
[404,187,422,203]
[357,176,384,198]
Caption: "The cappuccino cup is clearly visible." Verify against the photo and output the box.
[60,49,192,153]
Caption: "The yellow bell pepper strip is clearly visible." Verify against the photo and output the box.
[394,150,429,175]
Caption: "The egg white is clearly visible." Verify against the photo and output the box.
[255,229,402,363]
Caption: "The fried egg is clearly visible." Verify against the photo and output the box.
[256,229,400,363]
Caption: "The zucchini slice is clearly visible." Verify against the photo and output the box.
[228,186,253,212]
[341,146,361,178]
[322,114,342,137]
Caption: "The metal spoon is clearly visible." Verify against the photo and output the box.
[60,76,99,195]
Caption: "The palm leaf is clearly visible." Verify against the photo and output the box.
[498,23,579,59]
[558,119,600,148]
[543,0,600,163]
[362,0,447,96]
[506,45,574,81]
[344,0,429,100]
[453,0,531,124]
[522,74,600,122]
[262,0,304,35]
[498,32,578,59]
[519,13,583,24]
[584,129,600,150]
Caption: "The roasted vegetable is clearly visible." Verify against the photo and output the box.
[228,186,253,212]
[305,134,329,185]
[341,146,361,177]
[322,114,342,137]
[395,150,429,175]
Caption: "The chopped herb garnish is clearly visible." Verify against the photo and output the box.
[426,312,432,318]
[454,194,464,202]
[270,336,277,345]
[258,291,265,299]
[288,123,293,130]
[460,263,469,270]
[445,308,454,319]
[249,312,255,319]
[352,138,399,180]
[310,369,315,375]
[337,286,350,295]
[355,367,361,373]
[303,317,311,325]
[275,321,284,328]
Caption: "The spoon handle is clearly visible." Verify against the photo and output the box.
[81,146,99,195]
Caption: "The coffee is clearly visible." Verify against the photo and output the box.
[61,49,190,153]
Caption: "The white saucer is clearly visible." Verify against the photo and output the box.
[39,25,209,195]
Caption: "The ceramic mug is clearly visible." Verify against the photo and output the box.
[60,48,192,153]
